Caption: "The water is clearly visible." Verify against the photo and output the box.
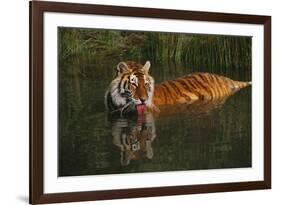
[58,62,251,177]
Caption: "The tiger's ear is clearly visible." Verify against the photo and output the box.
[143,61,151,73]
[116,62,129,75]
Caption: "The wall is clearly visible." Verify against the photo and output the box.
[0,0,279,204]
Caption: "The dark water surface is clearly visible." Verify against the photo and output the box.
[59,62,252,176]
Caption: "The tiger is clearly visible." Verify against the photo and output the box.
[104,60,251,116]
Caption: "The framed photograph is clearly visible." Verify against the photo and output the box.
[30,1,271,204]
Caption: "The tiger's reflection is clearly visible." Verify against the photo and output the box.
[110,114,156,166]
[109,97,232,166]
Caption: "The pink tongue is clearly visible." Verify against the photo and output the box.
[136,104,146,115]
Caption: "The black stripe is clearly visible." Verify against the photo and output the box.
[198,73,209,83]
[185,78,198,90]
[177,78,202,99]
[177,79,193,93]
[118,75,126,92]
[158,84,169,103]
[170,81,185,97]
[123,79,128,90]
[189,76,213,99]
[161,83,174,99]
[189,76,204,89]
[213,75,222,96]
[190,76,210,92]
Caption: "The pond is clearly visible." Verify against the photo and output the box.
[58,61,252,176]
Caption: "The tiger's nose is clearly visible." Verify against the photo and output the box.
[140,97,146,104]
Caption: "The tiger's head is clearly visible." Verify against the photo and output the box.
[105,61,155,116]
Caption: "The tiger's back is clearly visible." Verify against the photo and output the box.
[153,72,251,106]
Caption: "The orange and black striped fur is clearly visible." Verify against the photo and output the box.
[105,61,251,115]
[153,72,251,106]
